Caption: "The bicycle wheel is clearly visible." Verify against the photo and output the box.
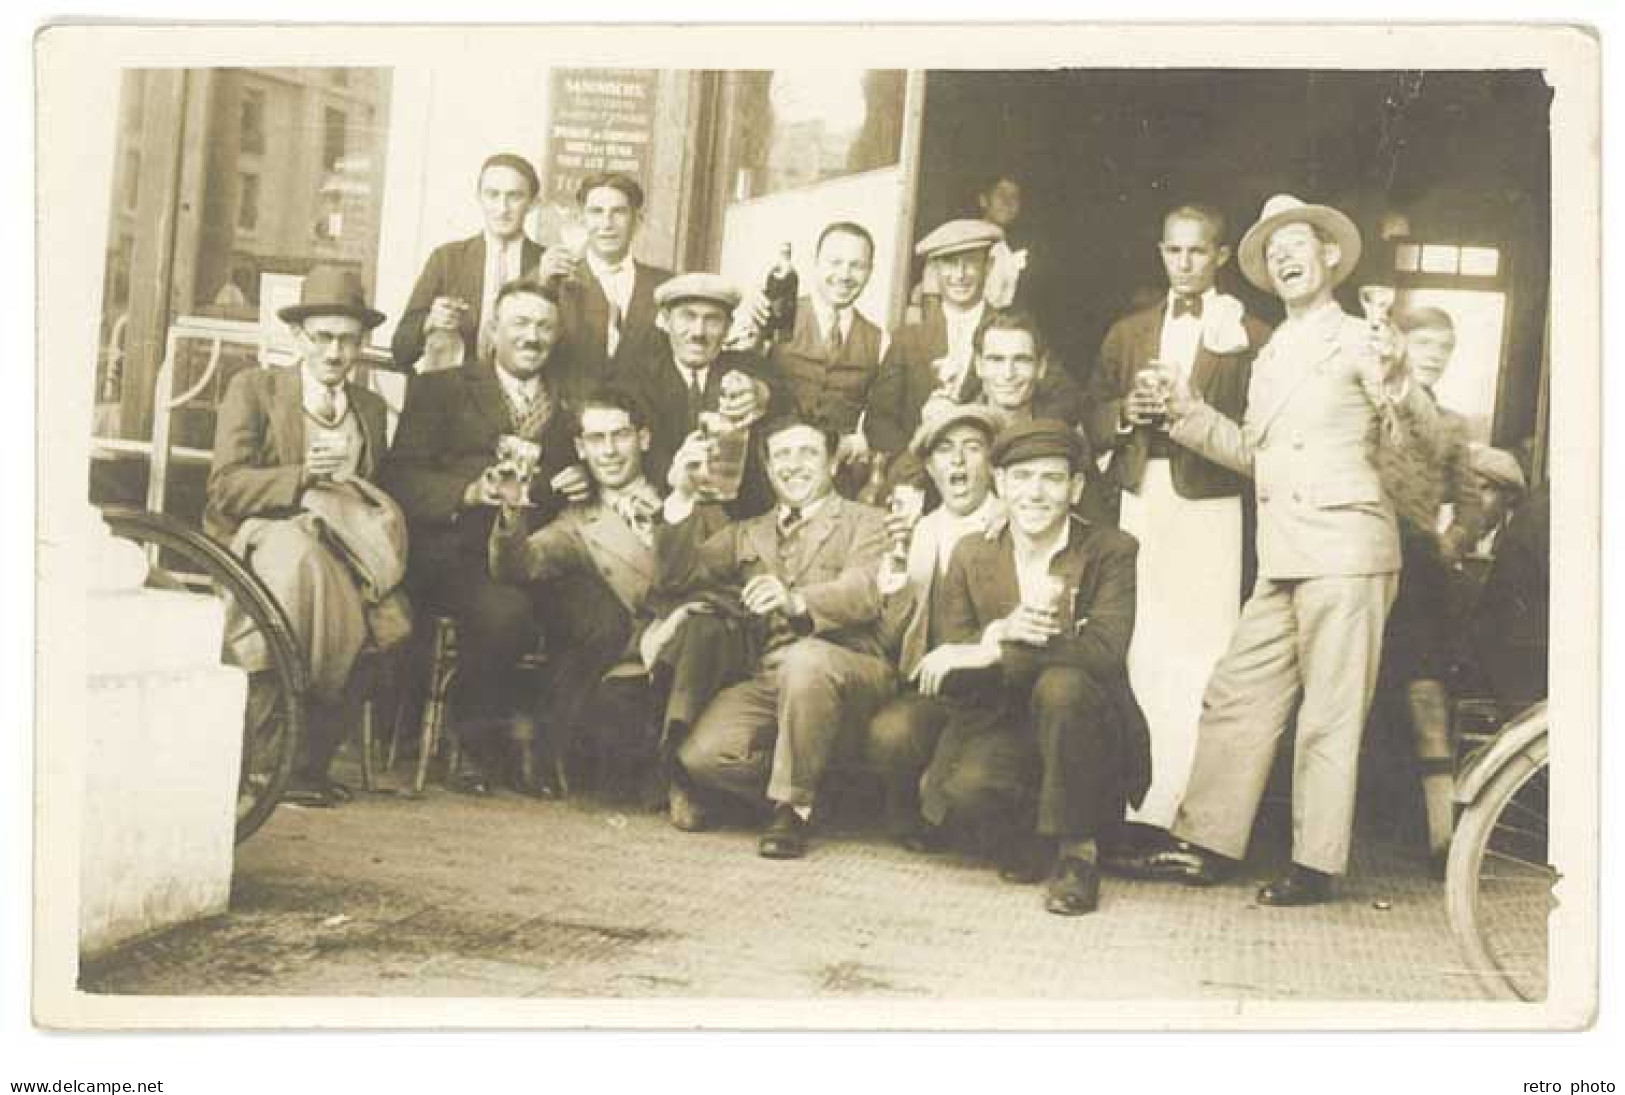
[1446,731,1553,1001]
[100,505,309,843]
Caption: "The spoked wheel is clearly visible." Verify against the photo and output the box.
[99,506,309,843]
[1446,730,1553,1001]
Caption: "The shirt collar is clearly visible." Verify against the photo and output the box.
[1013,517,1071,565]
[812,294,850,336]
[299,364,349,418]
[1165,285,1217,312]
[493,362,542,405]
[781,491,833,523]
[587,250,632,279]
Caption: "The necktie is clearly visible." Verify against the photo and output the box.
[826,313,845,358]
[684,369,705,427]
[615,494,655,548]
[1172,294,1203,320]
[606,296,623,360]
[317,385,339,427]
[777,506,803,539]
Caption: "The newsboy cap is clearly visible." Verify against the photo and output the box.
[654,273,742,312]
[1468,444,1528,493]
[277,265,386,329]
[915,218,1004,260]
[990,418,1090,471]
[909,402,1007,459]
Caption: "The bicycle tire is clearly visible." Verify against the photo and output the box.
[1446,730,1552,1001]
[99,505,309,843]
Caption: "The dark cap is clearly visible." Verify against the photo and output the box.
[990,418,1090,471]
[479,152,541,198]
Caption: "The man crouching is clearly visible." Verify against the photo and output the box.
[911,419,1151,915]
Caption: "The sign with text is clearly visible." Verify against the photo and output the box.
[545,68,659,206]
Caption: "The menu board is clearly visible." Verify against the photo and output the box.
[545,68,659,205]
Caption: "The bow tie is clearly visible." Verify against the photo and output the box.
[1171,295,1203,320]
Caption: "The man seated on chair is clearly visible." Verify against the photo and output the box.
[487,388,667,792]
[383,276,619,796]
[206,265,411,808]
[907,419,1151,915]
[655,415,894,858]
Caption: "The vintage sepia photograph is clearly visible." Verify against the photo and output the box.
[31,21,1601,1033]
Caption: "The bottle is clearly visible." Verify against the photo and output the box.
[764,243,799,343]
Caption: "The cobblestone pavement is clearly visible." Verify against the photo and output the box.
[79,763,1504,1003]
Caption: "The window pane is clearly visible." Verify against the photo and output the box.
[236,173,260,234]
[239,87,266,155]
[1459,246,1501,277]
[1420,244,1459,274]
[727,70,906,201]
[1394,242,1420,273]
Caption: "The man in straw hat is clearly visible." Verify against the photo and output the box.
[206,265,407,807]
[1117,194,1441,906]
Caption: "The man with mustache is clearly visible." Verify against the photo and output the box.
[908,419,1149,915]
[606,273,790,518]
[543,172,673,405]
[385,277,609,795]
[391,153,545,371]
[655,416,893,859]
[767,221,886,491]
[1087,204,1269,853]
[1134,195,1440,906]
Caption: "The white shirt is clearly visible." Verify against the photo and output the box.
[1011,519,1071,607]
[1158,286,1216,381]
[586,252,636,317]
[299,364,349,424]
[779,491,833,532]
[942,300,987,366]
[674,362,710,400]
[811,295,854,348]
[913,494,998,579]
[493,362,543,414]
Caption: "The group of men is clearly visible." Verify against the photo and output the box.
[206,148,1528,917]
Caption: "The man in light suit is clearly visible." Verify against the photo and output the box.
[866,402,1006,844]
[207,266,404,806]
[1131,194,1439,906]
[391,153,546,371]
[1088,204,1270,838]
[543,172,674,405]
[908,419,1150,916]
[488,388,665,785]
[656,415,894,859]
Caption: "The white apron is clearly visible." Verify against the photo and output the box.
[1120,459,1243,828]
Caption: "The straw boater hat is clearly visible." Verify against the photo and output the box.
[654,272,742,312]
[277,265,387,329]
[1237,194,1363,293]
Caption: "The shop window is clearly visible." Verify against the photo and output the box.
[726,70,906,202]
[239,88,266,156]
[236,172,261,235]
[323,106,347,171]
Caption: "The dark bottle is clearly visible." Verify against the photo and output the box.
[763,242,799,342]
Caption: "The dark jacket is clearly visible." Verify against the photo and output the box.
[770,296,884,436]
[553,260,674,406]
[391,234,546,370]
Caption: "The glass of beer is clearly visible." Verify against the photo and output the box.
[886,483,927,563]
[491,434,542,507]
[1026,574,1071,639]
[1135,360,1172,429]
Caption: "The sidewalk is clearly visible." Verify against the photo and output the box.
[79,770,1500,1002]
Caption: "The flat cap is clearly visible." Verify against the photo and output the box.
[1468,444,1527,492]
[990,417,1090,470]
[910,402,1007,458]
[654,273,742,312]
[915,218,1004,260]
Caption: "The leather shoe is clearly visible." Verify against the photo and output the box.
[758,805,809,860]
[1044,857,1102,916]
[1103,841,1227,886]
[898,820,948,855]
[667,781,709,832]
[1256,864,1332,907]
[997,835,1055,885]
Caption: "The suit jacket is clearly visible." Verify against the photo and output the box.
[381,359,578,576]
[554,260,674,405]
[1088,301,1271,500]
[770,296,885,435]
[1170,304,1441,580]
[391,234,546,370]
[654,494,890,662]
[866,307,1092,455]
[936,516,1151,808]
[489,498,657,649]
[605,347,793,519]
[204,365,389,544]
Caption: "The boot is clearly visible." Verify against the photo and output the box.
[1408,679,1456,872]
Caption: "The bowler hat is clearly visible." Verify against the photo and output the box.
[990,418,1089,471]
[654,273,742,312]
[1237,194,1363,294]
[277,265,386,329]
[915,219,1004,260]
